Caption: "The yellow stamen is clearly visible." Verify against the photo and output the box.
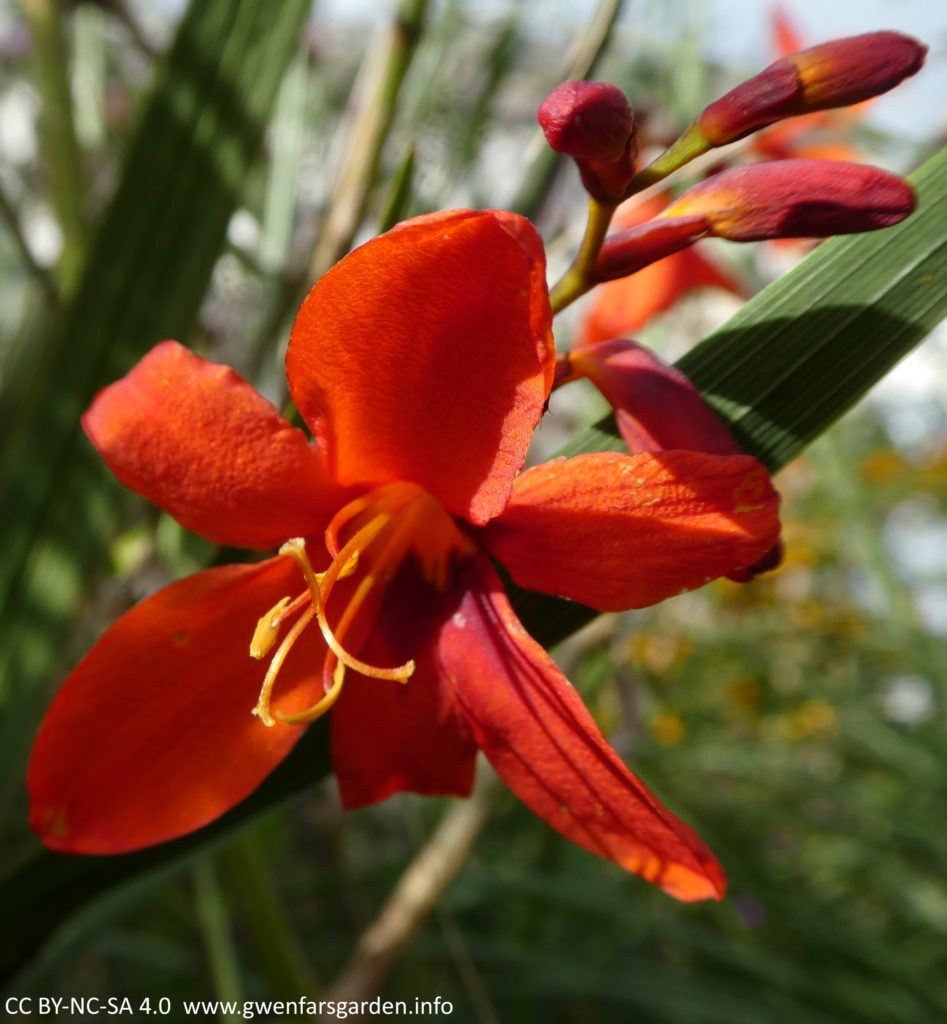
[277,658,347,725]
[250,596,293,659]
[279,537,322,594]
[250,482,476,728]
[325,491,385,557]
[251,605,317,726]
[284,532,416,683]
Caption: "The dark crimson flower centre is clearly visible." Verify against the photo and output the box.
[250,481,476,726]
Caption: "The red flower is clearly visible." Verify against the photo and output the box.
[28,210,780,901]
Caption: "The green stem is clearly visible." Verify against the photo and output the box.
[193,858,243,1020]
[626,122,711,195]
[71,3,106,151]
[561,0,626,80]
[259,43,308,274]
[549,195,617,313]
[110,0,157,59]
[378,144,417,233]
[221,830,319,998]
[21,0,87,288]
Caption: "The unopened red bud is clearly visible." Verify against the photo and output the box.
[595,214,710,281]
[661,160,915,241]
[538,80,638,201]
[539,81,634,160]
[698,31,926,146]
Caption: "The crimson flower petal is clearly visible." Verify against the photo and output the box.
[439,558,726,901]
[83,341,341,549]
[286,209,554,526]
[566,340,784,584]
[330,568,478,807]
[570,338,742,455]
[28,558,323,854]
[483,451,780,611]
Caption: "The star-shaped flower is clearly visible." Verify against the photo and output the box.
[28,209,779,900]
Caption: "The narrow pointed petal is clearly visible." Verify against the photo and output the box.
[570,338,741,455]
[287,209,554,526]
[752,127,862,163]
[439,558,726,901]
[330,567,478,807]
[84,341,341,549]
[483,451,780,611]
[772,5,804,59]
[28,558,323,854]
[567,340,784,583]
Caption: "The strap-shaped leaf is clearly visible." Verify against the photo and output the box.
[2,147,944,988]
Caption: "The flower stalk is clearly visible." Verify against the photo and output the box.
[193,858,243,1020]
[549,195,619,312]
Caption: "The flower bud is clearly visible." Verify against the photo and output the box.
[698,31,926,146]
[578,193,748,345]
[537,80,638,201]
[661,160,915,241]
[595,214,711,282]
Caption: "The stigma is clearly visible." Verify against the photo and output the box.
[249,481,476,727]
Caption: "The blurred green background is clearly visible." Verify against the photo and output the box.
[1,0,946,1019]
